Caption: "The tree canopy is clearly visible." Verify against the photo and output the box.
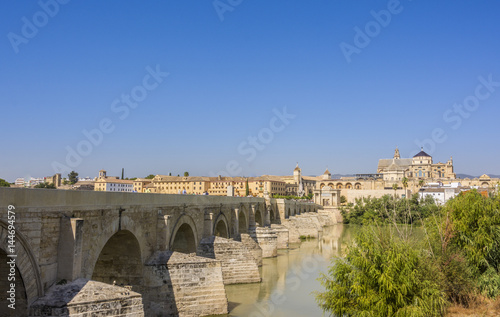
[34,182,56,189]
[68,171,78,184]
[0,178,11,187]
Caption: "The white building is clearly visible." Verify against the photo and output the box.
[94,170,133,192]
[28,177,45,187]
[95,179,134,192]
[419,187,461,205]
[15,178,26,186]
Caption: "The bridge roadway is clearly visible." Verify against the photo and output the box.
[0,188,335,316]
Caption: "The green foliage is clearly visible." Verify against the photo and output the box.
[272,194,311,200]
[340,195,347,204]
[245,179,249,196]
[184,171,189,177]
[316,227,447,316]
[318,190,500,316]
[341,194,440,225]
[0,178,11,187]
[145,174,155,179]
[34,182,56,189]
[444,190,500,297]
[299,235,315,241]
[68,171,78,184]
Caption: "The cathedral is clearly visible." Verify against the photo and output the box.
[377,147,456,181]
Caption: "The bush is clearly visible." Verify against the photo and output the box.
[340,194,440,225]
[444,190,500,297]
[316,227,447,316]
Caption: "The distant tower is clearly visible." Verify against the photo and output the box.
[394,147,401,160]
[293,163,302,184]
[99,170,107,179]
[322,168,332,180]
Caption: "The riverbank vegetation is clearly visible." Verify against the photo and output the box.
[317,190,500,316]
[271,193,313,200]
[340,194,440,225]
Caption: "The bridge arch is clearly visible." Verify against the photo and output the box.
[238,208,248,234]
[255,207,264,227]
[269,206,275,223]
[0,220,42,314]
[213,213,229,238]
[170,214,198,254]
[92,230,143,287]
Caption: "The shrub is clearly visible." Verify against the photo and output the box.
[316,227,447,316]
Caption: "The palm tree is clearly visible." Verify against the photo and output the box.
[402,177,409,196]
[418,179,425,188]
[401,177,411,235]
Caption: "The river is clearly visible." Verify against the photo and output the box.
[223,224,356,317]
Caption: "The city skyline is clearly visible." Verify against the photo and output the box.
[2,1,500,182]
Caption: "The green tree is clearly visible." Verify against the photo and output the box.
[145,174,155,179]
[402,177,408,194]
[444,190,500,297]
[184,171,189,177]
[418,179,425,188]
[34,182,56,189]
[245,179,249,196]
[316,227,447,316]
[0,178,11,187]
[340,195,347,204]
[68,171,78,184]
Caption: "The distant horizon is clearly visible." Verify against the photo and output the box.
[2,2,499,183]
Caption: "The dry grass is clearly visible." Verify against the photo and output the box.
[446,296,500,317]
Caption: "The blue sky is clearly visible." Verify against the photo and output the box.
[1,1,500,182]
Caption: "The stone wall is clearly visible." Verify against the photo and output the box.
[29,279,144,317]
[197,236,261,285]
[254,227,278,258]
[270,225,289,249]
[145,251,228,317]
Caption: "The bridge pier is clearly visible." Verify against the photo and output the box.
[144,251,228,317]
[57,217,84,282]
[197,236,261,285]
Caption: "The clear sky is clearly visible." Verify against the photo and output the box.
[2,1,500,182]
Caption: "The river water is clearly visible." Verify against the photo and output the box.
[223,224,356,317]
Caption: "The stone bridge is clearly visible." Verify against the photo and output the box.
[0,188,339,316]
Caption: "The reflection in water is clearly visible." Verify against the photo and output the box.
[224,225,352,317]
